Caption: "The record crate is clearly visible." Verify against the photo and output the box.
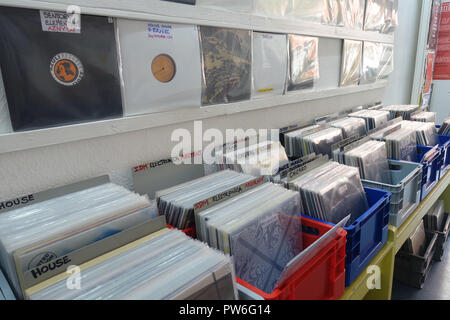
[416,145,443,201]
[362,160,423,228]
[438,135,450,178]
[237,216,347,300]
[394,232,438,289]
[312,187,391,286]
[425,212,450,261]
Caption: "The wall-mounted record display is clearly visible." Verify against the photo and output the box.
[199,26,252,105]
[287,35,319,91]
[118,20,202,116]
[0,6,123,131]
[252,32,288,98]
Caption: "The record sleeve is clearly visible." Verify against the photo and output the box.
[118,19,202,116]
[288,35,319,91]
[364,0,385,32]
[252,32,288,98]
[199,27,252,105]
[340,40,363,87]
[361,41,383,84]
[253,0,289,18]
[0,6,123,131]
[196,0,253,13]
[339,0,365,29]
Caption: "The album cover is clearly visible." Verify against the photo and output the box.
[288,35,319,91]
[118,19,202,116]
[199,26,252,105]
[0,6,123,131]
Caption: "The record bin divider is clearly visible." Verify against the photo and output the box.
[361,160,423,228]
[236,216,347,300]
[416,145,443,201]
[308,187,391,287]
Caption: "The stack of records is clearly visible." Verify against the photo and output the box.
[329,117,367,138]
[0,6,123,131]
[381,105,420,120]
[333,140,390,183]
[369,120,402,141]
[401,120,439,147]
[302,127,344,158]
[438,118,450,135]
[283,124,321,158]
[29,229,237,300]
[156,170,256,229]
[384,127,417,161]
[195,182,302,294]
[424,200,445,232]
[222,141,289,177]
[0,183,156,297]
[402,220,427,256]
[411,111,437,123]
[289,162,369,225]
[348,109,390,131]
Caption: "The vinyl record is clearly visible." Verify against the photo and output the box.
[252,32,288,98]
[0,6,123,131]
[118,20,202,116]
[199,26,252,105]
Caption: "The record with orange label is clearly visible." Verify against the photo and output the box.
[118,19,202,116]
[0,6,123,131]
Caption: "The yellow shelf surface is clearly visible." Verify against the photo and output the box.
[341,170,450,300]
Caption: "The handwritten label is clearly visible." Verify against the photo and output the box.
[40,10,81,33]
[148,23,173,39]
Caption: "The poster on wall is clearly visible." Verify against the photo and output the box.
[434,2,450,80]
[423,51,436,94]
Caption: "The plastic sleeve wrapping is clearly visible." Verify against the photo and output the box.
[253,0,289,18]
[252,32,288,98]
[378,43,394,80]
[287,0,327,24]
[0,7,123,132]
[339,0,366,29]
[381,0,399,34]
[323,0,342,26]
[0,65,12,134]
[287,35,320,91]
[340,40,363,87]
[199,26,252,105]
[364,0,385,31]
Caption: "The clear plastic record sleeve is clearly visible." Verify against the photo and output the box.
[252,32,288,97]
[340,40,363,87]
[0,6,123,132]
[287,0,326,24]
[253,0,289,18]
[378,44,394,80]
[196,0,253,13]
[339,0,366,29]
[288,35,319,91]
[117,20,202,116]
[364,0,386,32]
[199,27,252,105]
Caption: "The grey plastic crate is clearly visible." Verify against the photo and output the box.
[362,160,423,228]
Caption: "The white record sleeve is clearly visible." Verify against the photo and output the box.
[252,32,288,98]
[117,19,202,116]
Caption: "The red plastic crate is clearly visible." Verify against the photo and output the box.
[236,216,347,300]
[167,224,197,239]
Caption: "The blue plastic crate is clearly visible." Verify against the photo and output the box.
[416,145,442,201]
[305,187,391,287]
[361,160,423,228]
[438,135,449,177]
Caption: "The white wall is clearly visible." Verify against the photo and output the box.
[0,1,423,200]
[383,0,423,105]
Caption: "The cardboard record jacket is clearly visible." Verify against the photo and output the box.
[118,20,202,116]
[0,6,123,131]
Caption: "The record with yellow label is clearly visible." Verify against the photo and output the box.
[117,20,202,116]
[0,6,123,132]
